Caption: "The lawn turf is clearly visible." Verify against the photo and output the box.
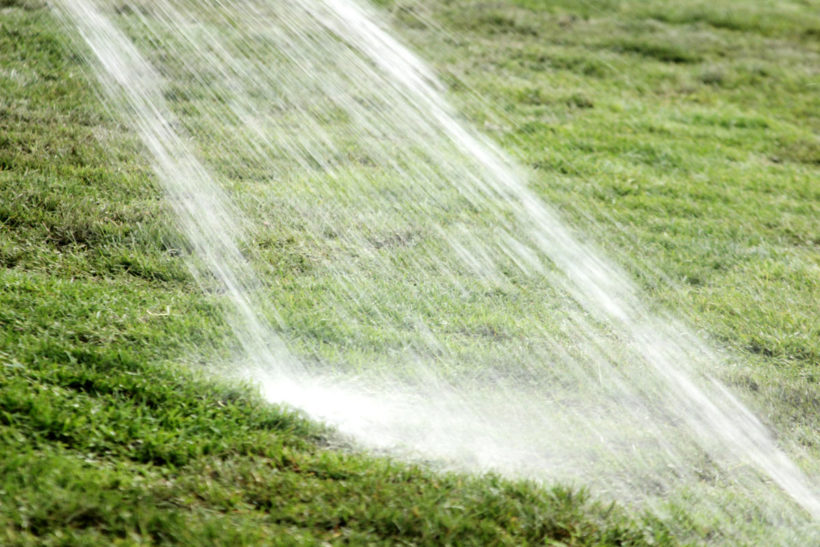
[2,0,819,544]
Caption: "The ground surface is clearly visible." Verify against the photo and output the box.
[386,0,819,463]
[1,0,818,544]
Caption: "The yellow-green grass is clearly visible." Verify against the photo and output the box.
[1,0,818,543]
[381,0,818,449]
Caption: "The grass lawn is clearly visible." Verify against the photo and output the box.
[388,0,819,452]
[1,0,818,544]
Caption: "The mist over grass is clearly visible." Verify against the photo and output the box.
[391,0,818,440]
[1,0,818,544]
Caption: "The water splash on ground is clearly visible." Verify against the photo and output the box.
[57,0,818,542]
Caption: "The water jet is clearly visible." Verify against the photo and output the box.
[55,0,819,542]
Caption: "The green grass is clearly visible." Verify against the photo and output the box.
[386,0,819,438]
[0,3,669,544]
[1,0,818,544]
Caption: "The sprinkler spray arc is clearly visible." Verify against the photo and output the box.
[56,0,819,541]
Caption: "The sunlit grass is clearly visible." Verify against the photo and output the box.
[1,0,818,543]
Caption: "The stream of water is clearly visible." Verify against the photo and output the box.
[56,0,818,542]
